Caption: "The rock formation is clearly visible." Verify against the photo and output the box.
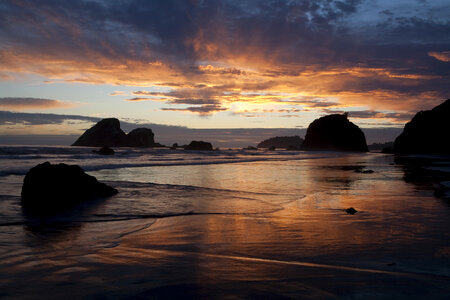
[72,118,126,147]
[21,162,118,213]
[302,113,368,152]
[257,136,303,150]
[72,118,155,147]
[394,99,450,154]
[184,141,213,151]
[125,128,155,147]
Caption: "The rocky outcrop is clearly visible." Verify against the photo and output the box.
[21,162,118,213]
[72,118,155,147]
[125,128,155,147]
[72,118,126,147]
[302,113,368,152]
[184,141,213,151]
[394,99,450,154]
[257,136,303,150]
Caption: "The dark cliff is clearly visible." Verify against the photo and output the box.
[394,99,450,154]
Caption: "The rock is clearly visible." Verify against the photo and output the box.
[355,169,374,174]
[72,118,156,148]
[368,141,394,151]
[394,99,450,154]
[125,128,155,147]
[345,207,357,215]
[269,146,276,151]
[303,113,368,152]
[184,141,213,151]
[257,136,303,150]
[171,143,179,150]
[97,147,115,155]
[21,162,118,213]
[72,118,126,147]
[382,147,394,154]
[243,146,257,150]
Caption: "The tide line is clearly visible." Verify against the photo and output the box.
[114,247,450,280]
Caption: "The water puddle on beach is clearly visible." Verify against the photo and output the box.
[1,152,450,298]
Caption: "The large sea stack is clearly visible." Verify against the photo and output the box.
[394,99,450,154]
[21,162,118,213]
[72,118,126,147]
[72,118,155,147]
[303,113,368,152]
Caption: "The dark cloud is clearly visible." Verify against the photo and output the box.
[0,110,99,125]
[322,109,413,123]
[0,0,449,113]
[161,105,227,115]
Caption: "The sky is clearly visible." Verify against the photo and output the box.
[0,0,449,139]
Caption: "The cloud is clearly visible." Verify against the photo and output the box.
[109,91,127,96]
[0,97,74,110]
[161,105,227,115]
[322,109,413,123]
[428,51,450,62]
[0,110,99,126]
[0,0,449,120]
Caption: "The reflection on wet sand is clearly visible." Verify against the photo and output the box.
[1,153,450,298]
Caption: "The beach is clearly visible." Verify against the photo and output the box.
[0,146,449,298]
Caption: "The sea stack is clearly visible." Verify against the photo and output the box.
[21,162,118,213]
[72,118,155,147]
[125,128,155,147]
[394,99,450,154]
[302,113,368,152]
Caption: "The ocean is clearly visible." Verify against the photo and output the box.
[0,146,449,299]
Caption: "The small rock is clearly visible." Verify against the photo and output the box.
[184,141,213,151]
[97,147,115,155]
[345,207,357,214]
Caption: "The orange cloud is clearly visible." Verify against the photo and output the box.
[428,51,450,62]
[0,97,74,110]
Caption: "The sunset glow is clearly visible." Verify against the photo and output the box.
[0,0,449,133]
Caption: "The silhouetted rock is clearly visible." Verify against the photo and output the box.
[268,146,276,151]
[382,147,394,154]
[394,99,450,154]
[257,136,303,149]
[72,118,126,147]
[243,146,257,150]
[21,162,118,213]
[184,141,213,151]
[368,141,394,151]
[72,118,157,147]
[171,143,179,150]
[125,128,155,147]
[345,207,357,214]
[97,147,115,155]
[303,113,368,152]
[355,169,374,174]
